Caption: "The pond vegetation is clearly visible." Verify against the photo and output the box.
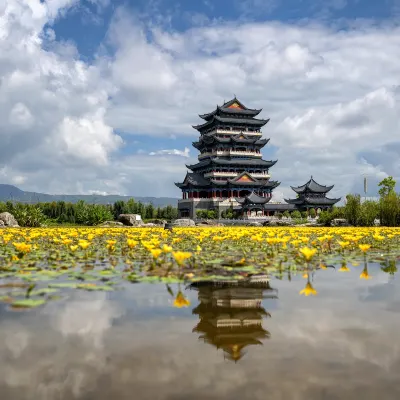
[1,226,399,311]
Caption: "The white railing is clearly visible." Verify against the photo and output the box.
[206,129,262,136]
[199,150,262,159]
[203,171,270,179]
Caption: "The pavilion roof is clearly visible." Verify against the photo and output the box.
[284,196,341,206]
[199,97,262,120]
[174,172,210,188]
[186,157,277,170]
[291,176,334,194]
[192,115,269,131]
[235,191,272,205]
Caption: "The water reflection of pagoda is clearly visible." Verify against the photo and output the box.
[189,275,278,362]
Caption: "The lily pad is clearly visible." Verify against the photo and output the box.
[11,299,46,309]
[76,284,114,291]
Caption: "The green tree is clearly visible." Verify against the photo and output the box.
[358,200,379,226]
[282,210,290,218]
[378,176,396,197]
[309,208,316,218]
[291,210,301,219]
[379,192,399,226]
[145,203,155,219]
[344,194,361,226]
[125,198,136,214]
[113,200,126,220]
[207,210,217,219]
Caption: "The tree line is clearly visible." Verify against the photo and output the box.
[318,176,400,226]
[0,199,178,227]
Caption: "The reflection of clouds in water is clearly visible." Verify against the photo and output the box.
[54,294,123,348]
[1,282,400,399]
[0,294,123,400]
[277,307,400,371]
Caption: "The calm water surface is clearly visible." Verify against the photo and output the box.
[1,262,400,400]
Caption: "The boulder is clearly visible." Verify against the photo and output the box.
[98,221,124,227]
[244,221,263,226]
[151,219,167,226]
[0,212,19,227]
[0,220,5,228]
[268,220,293,227]
[172,218,196,227]
[143,223,157,227]
[331,218,352,227]
[118,214,144,226]
[195,220,223,227]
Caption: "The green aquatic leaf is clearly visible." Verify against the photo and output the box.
[11,299,46,309]
[49,282,79,289]
[139,276,161,283]
[0,296,13,303]
[76,284,114,291]
[160,277,183,283]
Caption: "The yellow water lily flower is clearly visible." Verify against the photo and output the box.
[12,242,32,253]
[162,244,173,253]
[172,251,192,265]
[126,239,138,248]
[300,282,318,296]
[173,291,191,308]
[359,244,371,252]
[339,264,350,272]
[78,240,90,250]
[150,248,163,259]
[360,268,371,279]
[299,247,317,261]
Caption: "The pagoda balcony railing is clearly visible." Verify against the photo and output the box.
[203,171,270,179]
[209,129,262,136]
[199,150,262,159]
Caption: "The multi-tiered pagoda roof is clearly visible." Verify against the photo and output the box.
[189,278,276,362]
[284,176,341,207]
[175,97,280,205]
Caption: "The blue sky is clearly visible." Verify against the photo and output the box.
[51,0,399,65]
[1,0,400,198]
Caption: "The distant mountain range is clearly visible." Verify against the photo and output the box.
[0,184,179,208]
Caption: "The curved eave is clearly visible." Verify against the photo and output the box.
[199,107,218,121]
[265,180,280,188]
[304,197,341,205]
[214,115,270,126]
[255,138,269,145]
[291,185,334,194]
[227,180,268,186]
[284,198,303,205]
[192,116,270,131]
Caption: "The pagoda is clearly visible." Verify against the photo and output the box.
[189,276,277,363]
[175,97,280,218]
[284,176,341,212]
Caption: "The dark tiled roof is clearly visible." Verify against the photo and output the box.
[291,177,334,194]
[174,172,210,188]
[197,135,269,148]
[193,115,269,131]
[235,191,271,205]
[284,196,341,205]
[186,158,277,170]
[199,98,262,120]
